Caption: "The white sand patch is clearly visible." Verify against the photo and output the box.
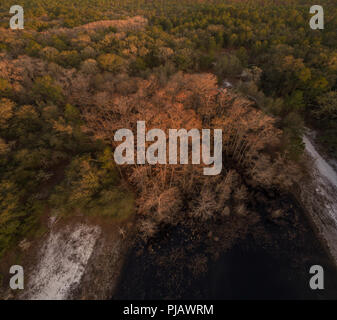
[303,135,337,189]
[24,224,100,300]
[300,133,337,265]
[303,135,337,226]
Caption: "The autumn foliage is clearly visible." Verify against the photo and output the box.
[82,71,300,239]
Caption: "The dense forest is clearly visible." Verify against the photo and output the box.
[0,0,336,274]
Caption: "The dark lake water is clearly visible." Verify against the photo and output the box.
[115,209,337,300]
[199,238,337,300]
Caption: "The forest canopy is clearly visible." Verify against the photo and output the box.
[0,0,336,259]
